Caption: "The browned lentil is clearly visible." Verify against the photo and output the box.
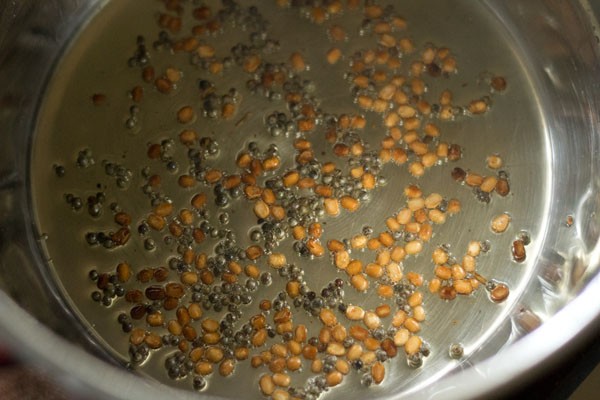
[491,76,507,91]
[490,283,510,303]
[512,239,526,262]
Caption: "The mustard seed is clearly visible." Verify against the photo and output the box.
[449,343,464,359]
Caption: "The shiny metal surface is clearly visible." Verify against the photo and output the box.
[0,1,599,399]
[30,0,547,396]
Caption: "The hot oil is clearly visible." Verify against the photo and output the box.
[30,0,548,398]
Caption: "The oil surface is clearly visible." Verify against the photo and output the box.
[30,1,548,398]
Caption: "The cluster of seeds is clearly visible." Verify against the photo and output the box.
[89,266,128,307]
[451,165,510,203]
[75,148,95,169]
[102,160,134,189]
[428,241,491,300]
[51,1,527,398]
